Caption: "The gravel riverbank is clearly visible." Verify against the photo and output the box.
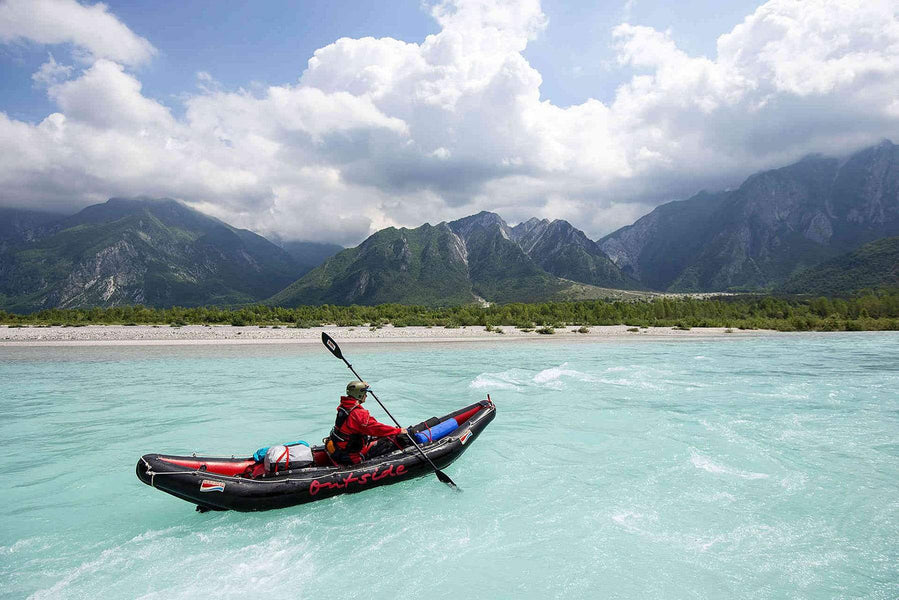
[0,324,767,346]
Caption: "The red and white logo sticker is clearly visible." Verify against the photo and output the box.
[459,430,473,445]
[199,479,225,493]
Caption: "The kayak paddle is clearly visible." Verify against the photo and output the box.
[321,331,459,490]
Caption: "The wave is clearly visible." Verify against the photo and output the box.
[470,362,663,391]
[532,364,600,389]
[27,523,318,600]
[469,369,532,390]
[689,449,769,480]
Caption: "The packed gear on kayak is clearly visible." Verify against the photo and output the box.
[263,443,313,474]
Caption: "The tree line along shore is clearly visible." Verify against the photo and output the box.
[1,290,897,333]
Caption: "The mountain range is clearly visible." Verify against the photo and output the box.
[268,211,641,307]
[0,198,332,312]
[1,140,896,311]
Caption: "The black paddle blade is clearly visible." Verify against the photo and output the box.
[436,469,459,490]
[321,332,343,359]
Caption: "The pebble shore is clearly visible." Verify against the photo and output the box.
[0,324,767,346]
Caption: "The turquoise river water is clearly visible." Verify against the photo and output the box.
[0,333,897,599]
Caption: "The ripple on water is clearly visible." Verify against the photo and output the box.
[689,448,770,480]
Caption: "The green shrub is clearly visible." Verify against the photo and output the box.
[2,290,899,332]
[536,326,555,335]
[844,320,864,331]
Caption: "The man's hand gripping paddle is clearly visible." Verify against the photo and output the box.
[321,332,459,490]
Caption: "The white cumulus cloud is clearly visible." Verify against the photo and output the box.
[0,0,898,245]
[31,53,74,87]
[0,0,156,66]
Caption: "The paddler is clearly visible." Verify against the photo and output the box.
[325,381,410,465]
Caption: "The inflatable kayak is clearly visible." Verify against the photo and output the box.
[136,397,495,512]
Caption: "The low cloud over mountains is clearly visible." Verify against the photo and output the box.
[1,0,898,247]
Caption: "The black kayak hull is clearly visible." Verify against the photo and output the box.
[137,399,495,511]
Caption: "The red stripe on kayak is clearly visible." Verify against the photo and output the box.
[158,457,255,476]
[453,406,482,426]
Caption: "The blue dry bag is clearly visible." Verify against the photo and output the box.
[414,418,459,444]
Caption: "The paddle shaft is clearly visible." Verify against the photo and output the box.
[323,335,457,489]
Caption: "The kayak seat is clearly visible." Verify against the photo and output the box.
[312,447,332,466]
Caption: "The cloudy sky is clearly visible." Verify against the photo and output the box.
[1,0,898,245]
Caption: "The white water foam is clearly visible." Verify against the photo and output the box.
[471,362,669,393]
[610,510,657,534]
[29,525,319,600]
[780,472,809,492]
[471,363,602,391]
[689,449,770,480]
[699,491,737,503]
[532,363,600,389]
[469,370,529,390]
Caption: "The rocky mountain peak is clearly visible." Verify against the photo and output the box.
[545,219,585,240]
[510,217,550,241]
[448,211,512,241]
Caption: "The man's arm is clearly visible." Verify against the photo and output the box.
[351,410,402,437]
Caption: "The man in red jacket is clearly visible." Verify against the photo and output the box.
[326,380,409,465]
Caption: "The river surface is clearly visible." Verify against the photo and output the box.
[1,333,897,599]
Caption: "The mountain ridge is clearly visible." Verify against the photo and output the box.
[0,198,304,311]
[599,140,899,291]
[267,211,640,307]
[269,213,556,306]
